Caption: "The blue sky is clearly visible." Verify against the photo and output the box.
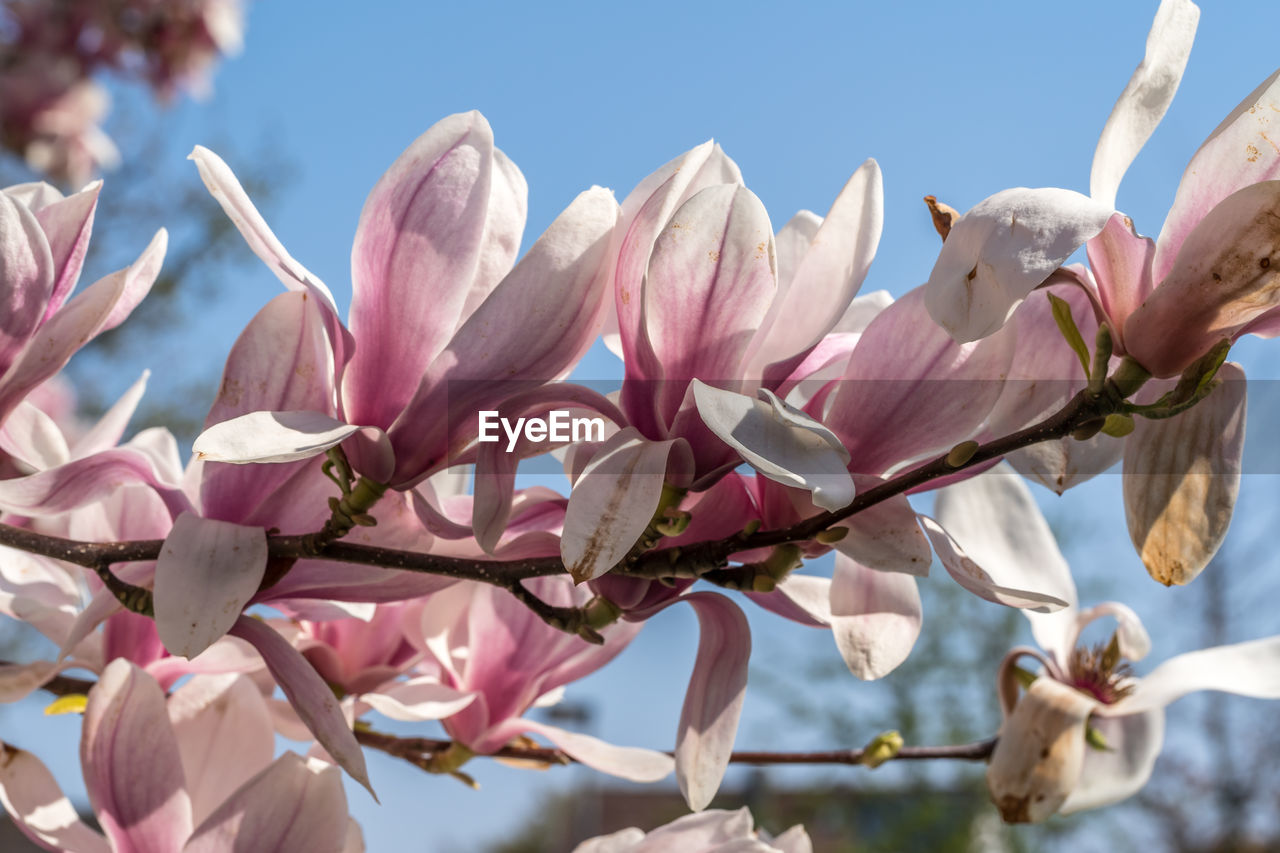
[9,1,1280,849]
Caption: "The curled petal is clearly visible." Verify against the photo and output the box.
[748,159,883,369]
[924,188,1114,342]
[1123,363,1245,585]
[918,515,1069,612]
[933,465,1077,629]
[34,180,101,317]
[193,410,367,464]
[1089,0,1199,209]
[189,146,339,312]
[676,592,750,811]
[1073,602,1152,663]
[692,380,853,511]
[1104,635,1280,716]
[0,192,54,369]
[154,513,268,658]
[830,555,922,680]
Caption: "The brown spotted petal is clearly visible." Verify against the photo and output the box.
[1124,181,1280,377]
[1123,363,1246,585]
[986,677,1098,823]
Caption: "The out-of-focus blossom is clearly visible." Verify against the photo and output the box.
[0,660,363,852]
[0,0,244,184]
[364,577,673,784]
[934,467,1280,822]
[572,807,811,853]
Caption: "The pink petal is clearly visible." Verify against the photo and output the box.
[391,186,620,485]
[827,286,1015,476]
[744,574,832,628]
[228,616,373,795]
[1126,183,1280,377]
[461,147,528,320]
[561,429,692,582]
[519,718,674,783]
[829,554,922,680]
[184,753,350,853]
[1155,68,1280,281]
[346,111,497,429]
[0,659,78,704]
[773,210,822,292]
[0,446,187,517]
[918,515,1070,612]
[0,400,70,469]
[1085,214,1156,348]
[35,180,101,318]
[924,188,1114,342]
[748,158,883,370]
[612,141,742,365]
[1060,709,1165,814]
[82,660,193,851]
[168,674,275,825]
[1104,636,1280,716]
[70,370,149,458]
[0,191,55,370]
[643,184,775,424]
[1089,0,1199,208]
[154,513,268,658]
[362,677,477,721]
[676,592,750,811]
[0,741,109,853]
[834,476,932,576]
[188,146,340,312]
[1123,363,1245,585]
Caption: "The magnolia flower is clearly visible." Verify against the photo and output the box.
[920,0,1254,586]
[573,808,811,853]
[562,142,882,583]
[361,578,674,785]
[190,111,621,495]
[934,467,1280,822]
[0,661,362,852]
[0,181,164,427]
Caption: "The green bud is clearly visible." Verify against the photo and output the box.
[859,730,904,768]
[1100,413,1135,438]
[815,526,849,545]
[945,440,979,468]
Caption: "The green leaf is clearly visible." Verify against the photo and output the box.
[1047,292,1091,375]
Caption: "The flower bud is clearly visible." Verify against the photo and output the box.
[986,678,1098,823]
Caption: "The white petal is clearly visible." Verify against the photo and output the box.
[193,410,364,464]
[692,380,853,512]
[924,188,1115,342]
[830,555,922,680]
[1090,0,1200,208]
[1104,636,1280,716]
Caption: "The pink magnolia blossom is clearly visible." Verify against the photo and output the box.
[190,111,621,495]
[362,578,674,784]
[0,660,362,852]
